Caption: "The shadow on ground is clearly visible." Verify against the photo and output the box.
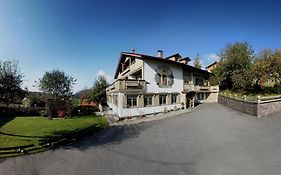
[0,116,16,129]
[64,122,153,151]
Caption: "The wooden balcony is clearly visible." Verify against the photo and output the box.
[184,84,219,92]
[106,79,146,93]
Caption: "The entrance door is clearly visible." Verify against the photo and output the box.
[186,92,195,108]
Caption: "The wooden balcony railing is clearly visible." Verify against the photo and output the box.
[184,84,219,92]
[106,79,146,93]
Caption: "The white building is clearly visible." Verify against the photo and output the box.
[106,50,219,118]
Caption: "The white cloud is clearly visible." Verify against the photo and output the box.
[194,53,219,70]
[200,53,220,69]
[96,70,113,83]
[206,53,219,61]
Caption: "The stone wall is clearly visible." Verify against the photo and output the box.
[258,100,281,117]
[218,96,258,116]
[218,95,281,117]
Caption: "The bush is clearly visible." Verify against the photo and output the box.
[0,106,44,117]
[72,105,99,116]
[263,84,281,94]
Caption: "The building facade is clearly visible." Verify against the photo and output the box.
[206,61,218,73]
[106,50,219,118]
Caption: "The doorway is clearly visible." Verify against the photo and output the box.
[186,92,196,108]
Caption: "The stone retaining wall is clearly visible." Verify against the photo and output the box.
[218,96,258,116]
[218,95,281,117]
[258,100,281,117]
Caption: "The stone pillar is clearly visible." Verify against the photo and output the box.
[167,94,171,105]
[181,93,186,109]
[154,94,159,106]
[138,95,144,107]
[123,94,127,108]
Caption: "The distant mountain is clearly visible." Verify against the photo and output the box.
[73,89,91,99]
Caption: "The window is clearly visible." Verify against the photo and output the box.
[184,75,191,85]
[184,80,190,85]
[197,93,204,100]
[131,69,142,80]
[195,78,204,86]
[127,95,137,107]
[171,94,178,104]
[159,95,166,105]
[144,95,153,106]
[161,74,168,86]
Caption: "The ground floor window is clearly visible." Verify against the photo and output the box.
[159,95,166,105]
[197,93,204,100]
[171,94,178,104]
[127,95,137,107]
[144,95,153,106]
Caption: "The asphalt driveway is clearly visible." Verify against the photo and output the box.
[1,103,281,175]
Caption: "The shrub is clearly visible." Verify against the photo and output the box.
[72,105,99,116]
[0,106,44,117]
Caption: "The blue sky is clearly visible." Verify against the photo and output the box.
[0,0,280,92]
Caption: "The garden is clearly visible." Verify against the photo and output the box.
[0,61,109,157]
[0,113,108,158]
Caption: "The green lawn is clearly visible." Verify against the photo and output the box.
[0,115,108,156]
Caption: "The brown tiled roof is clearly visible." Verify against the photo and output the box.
[114,52,210,79]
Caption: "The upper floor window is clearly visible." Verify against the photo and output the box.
[155,65,174,88]
[195,77,205,86]
[161,74,168,86]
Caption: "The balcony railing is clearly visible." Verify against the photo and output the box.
[184,84,219,92]
[106,79,146,93]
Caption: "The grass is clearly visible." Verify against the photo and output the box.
[0,115,108,157]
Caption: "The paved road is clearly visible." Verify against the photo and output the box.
[1,103,281,175]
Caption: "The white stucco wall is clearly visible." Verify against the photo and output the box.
[143,60,184,93]
[109,103,182,118]
[205,92,218,103]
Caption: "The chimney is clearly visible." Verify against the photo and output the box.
[157,50,163,58]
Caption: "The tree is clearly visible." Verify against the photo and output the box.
[193,54,202,69]
[38,70,76,119]
[216,42,254,90]
[0,60,25,105]
[38,70,76,98]
[90,75,109,105]
[252,49,281,90]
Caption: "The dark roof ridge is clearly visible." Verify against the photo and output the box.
[165,53,182,60]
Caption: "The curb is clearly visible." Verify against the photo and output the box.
[106,109,192,126]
